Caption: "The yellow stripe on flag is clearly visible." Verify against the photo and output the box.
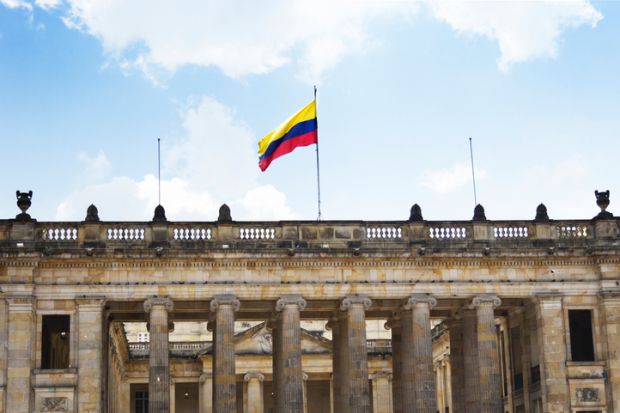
[258,100,316,156]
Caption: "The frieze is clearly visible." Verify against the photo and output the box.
[7,255,618,270]
[576,387,599,402]
[41,397,68,412]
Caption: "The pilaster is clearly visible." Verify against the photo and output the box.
[370,372,392,413]
[536,295,569,413]
[199,372,213,413]
[210,294,240,413]
[144,296,173,413]
[601,292,620,412]
[462,309,479,413]
[6,296,34,413]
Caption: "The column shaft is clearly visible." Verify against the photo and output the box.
[340,296,372,413]
[400,296,437,413]
[536,296,569,413]
[211,295,239,413]
[144,297,173,413]
[448,318,465,413]
[274,295,305,413]
[474,296,502,412]
[462,310,480,413]
[6,297,34,413]
[329,315,347,413]
[388,319,403,413]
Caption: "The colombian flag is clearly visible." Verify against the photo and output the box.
[258,100,318,171]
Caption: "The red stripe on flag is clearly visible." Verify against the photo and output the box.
[259,131,318,171]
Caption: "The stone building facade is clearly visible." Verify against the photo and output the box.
[0,191,619,413]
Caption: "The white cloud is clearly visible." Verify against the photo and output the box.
[55,96,297,221]
[78,150,111,181]
[0,0,32,10]
[34,0,60,10]
[3,0,603,77]
[419,162,486,194]
[55,0,418,81]
[427,0,602,71]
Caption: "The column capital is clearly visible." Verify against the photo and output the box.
[470,294,501,309]
[75,295,106,309]
[325,315,339,331]
[370,371,392,380]
[144,296,173,313]
[199,372,213,383]
[275,294,307,312]
[402,294,437,310]
[244,372,265,382]
[5,295,34,310]
[384,316,401,330]
[302,372,309,381]
[210,294,240,312]
[340,295,372,311]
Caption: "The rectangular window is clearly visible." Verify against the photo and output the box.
[135,391,148,413]
[41,314,70,369]
[568,309,595,362]
[510,327,523,391]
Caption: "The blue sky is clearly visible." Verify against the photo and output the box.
[0,0,618,222]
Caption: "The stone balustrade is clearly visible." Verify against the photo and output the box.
[0,215,616,253]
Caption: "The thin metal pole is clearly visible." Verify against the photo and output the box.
[469,137,478,206]
[314,85,322,221]
[158,138,161,205]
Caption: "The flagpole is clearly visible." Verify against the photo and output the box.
[314,85,322,221]
[469,137,478,207]
[158,138,162,205]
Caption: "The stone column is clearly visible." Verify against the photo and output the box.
[370,372,391,413]
[327,315,346,413]
[400,294,437,413]
[340,295,373,413]
[448,318,465,413]
[144,296,174,413]
[462,309,480,413]
[472,295,502,413]
[210,294,240,413]
[5,297,34,413]
[273,294,306,413]
[536,295,569,413]
[435,362,445,413]
[385,317,403,413]
[244,373,264,413]
[602,293,620,412]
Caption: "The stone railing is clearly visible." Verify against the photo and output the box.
[0,215,617,252]
[128,341,209,358]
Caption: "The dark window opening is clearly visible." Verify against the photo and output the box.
[41,315,70,369]
[530,365,540,384]
[568,309,595,362]
[135,391,148,413]
[510,327,523,391]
